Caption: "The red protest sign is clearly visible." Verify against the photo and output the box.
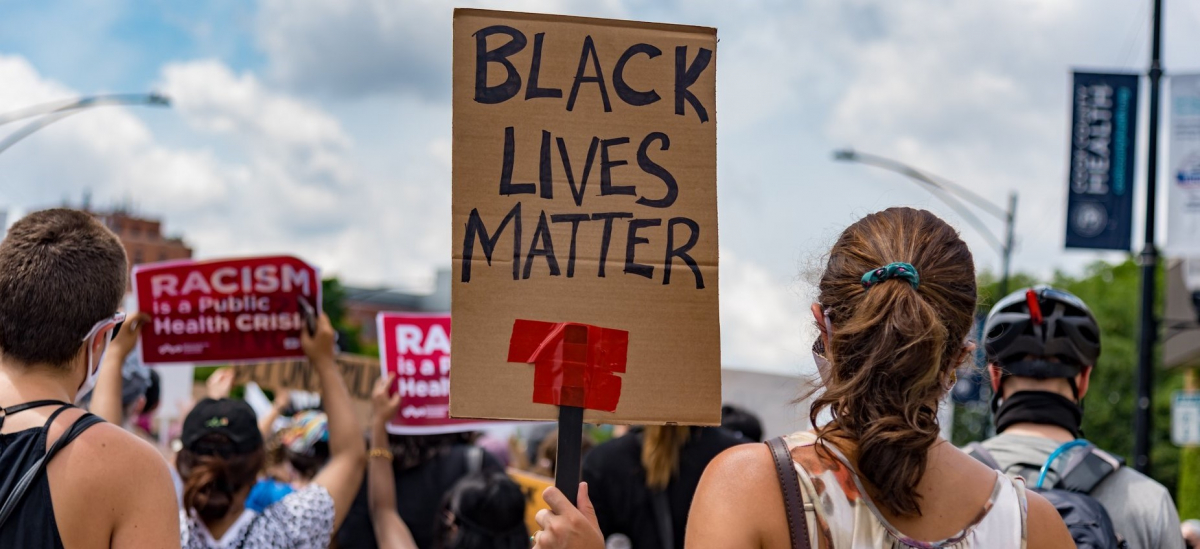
[134,256,321,365]
[377,313,491,434]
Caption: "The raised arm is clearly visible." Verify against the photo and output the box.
[306,313,367,530]
[368,374,418,549]
[90,312,148,424]
[258,389,291,439]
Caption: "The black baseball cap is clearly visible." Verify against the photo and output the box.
[182,398,264,455]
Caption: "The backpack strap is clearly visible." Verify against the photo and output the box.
[965,442,1002,471]
[0,409,104,529]
[766,437,811,549]
[1056,445,1123,494]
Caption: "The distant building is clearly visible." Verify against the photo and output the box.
[343,269,450,346]
[90,209,193,282]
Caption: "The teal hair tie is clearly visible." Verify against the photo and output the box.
[861,262,920,290]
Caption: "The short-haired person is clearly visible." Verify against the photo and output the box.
[975,286,1185,549]
[0,209,181,548]
[528,208,1073,548]
[178,313,366,548]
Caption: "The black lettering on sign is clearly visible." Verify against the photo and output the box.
[550,213,591,278]
[664,217,704,289]
[523,211,561,278]
[591,212,633,277]
[461,203,523,282]
[538,130,553,199]
[674,46,712,123]
[624,218,661,279]
[500,127,536,195]
[614,44,662,106]
[634,132,677,208]
[525,33,563,100]
[600,137,635,196]
[567,35,612,112]
[474,26,527,104]
[558,136,600,207]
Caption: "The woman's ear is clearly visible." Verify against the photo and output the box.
[810,303,830,350]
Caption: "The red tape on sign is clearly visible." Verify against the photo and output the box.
[507,320,629,412]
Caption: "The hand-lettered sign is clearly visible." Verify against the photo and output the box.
[377,313,492,434]
[451,9,721,425]
[133,256,321,365]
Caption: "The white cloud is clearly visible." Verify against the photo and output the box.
[719,249,814,374]
[256,0,627,100]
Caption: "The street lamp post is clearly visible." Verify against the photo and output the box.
[0,93,170,156]
[833,149,1018,295]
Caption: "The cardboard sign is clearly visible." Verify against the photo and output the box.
[451,9,720,425]
[508,468,553,535]
[134,256,321,365]
[377,313,493,434]
[230,354,380,400]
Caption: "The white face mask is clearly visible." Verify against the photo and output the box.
[75,340,105,405]
[75,312,125,405]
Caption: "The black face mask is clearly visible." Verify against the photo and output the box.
[994,391,1083,439]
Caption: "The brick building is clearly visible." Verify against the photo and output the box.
[91,209,192,280]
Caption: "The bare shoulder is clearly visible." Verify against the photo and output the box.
[687,443,790,549]
[1024,490,1074,549]
[52,419,174,495]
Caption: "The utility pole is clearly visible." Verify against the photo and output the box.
[1134,0,1164,475]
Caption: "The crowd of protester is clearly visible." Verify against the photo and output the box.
[0,207,1196,549]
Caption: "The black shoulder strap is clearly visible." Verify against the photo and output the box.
[0,411,103,529]
[651,489,674,549]
[965,442,1002,471]
[766,437,811,549]
[1057,446,1123,494]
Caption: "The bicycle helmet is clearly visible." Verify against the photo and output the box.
[983,286,1101,381]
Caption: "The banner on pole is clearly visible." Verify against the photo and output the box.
[134,255,320,365]
[1065,72,1139,251]
[378,313,492,434]
[1168,74,1200,255]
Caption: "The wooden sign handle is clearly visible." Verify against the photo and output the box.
[555,405,584,505]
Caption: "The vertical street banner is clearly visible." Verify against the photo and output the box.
[1065,71,1139,251]
[134,256,320,365]
[377,313,491,434]
[451,10,721,425]
[1168,74,1200,256]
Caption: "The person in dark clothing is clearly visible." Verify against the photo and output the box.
[0,209,179,548]
[720,404,764,442]
[581,426,746,549]
[336,432,503,549]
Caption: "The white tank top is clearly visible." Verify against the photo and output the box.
[781,431,1028,548]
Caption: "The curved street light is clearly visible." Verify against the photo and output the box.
[0,93,171,156]
[833,148,1018,295]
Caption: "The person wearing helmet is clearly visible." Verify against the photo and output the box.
[975,286,1184,549]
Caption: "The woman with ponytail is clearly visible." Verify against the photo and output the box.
[529,208,1073,549]
[178,313,366,548]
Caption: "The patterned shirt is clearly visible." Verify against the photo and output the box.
[781,431,1028,548]
[180,484,335,549]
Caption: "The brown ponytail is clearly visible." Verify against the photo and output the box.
[177,434,266,522]
[642,425,690,490]
[810,207,976,517]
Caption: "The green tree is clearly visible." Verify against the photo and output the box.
[322,277,362,354]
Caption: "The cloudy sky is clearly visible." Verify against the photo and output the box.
[2,0,1198,376]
